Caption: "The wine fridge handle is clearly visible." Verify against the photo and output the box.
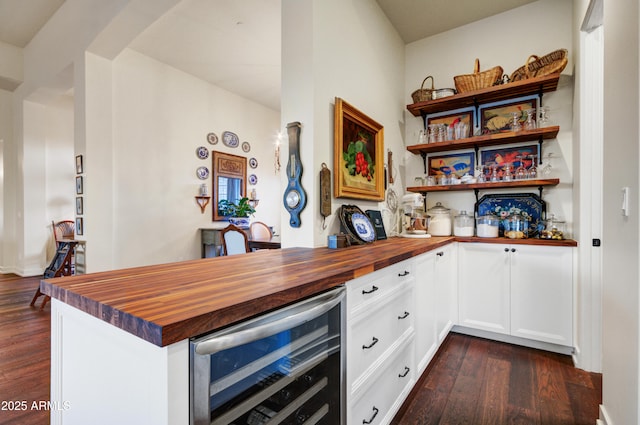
[194,287,344,355]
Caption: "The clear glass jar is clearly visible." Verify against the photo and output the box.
[476,214,500,238]
[453,211,474,237]
[540,214,566,240]
[505,213,529,239]
[427,202,451,236]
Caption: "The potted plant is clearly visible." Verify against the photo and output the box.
[218,197,256,227]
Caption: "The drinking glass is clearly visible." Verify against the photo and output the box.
[524,109,536,130]
[538,106,551,127]
[540,153,553,177]
[476,163,486,183]
[490,163,500,182]
[428,124,438,143]
[528,154,538,179]
[510,111,522,132]
[515,155,528,180]
[503,163,513,181]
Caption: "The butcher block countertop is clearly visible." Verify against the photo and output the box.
[40,236,455,347]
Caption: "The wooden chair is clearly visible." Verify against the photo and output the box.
[250,221,273,241]
[220,224,250,256]
[52,220,75,246]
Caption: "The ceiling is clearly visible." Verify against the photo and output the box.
[0,0,537,110]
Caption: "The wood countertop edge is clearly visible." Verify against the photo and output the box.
[40,236,574,347]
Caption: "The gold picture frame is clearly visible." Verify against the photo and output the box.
[334,97,384,201]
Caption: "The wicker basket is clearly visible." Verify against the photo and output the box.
[411,75,435,103]
[454,59,504,93]
[509,49,568,82]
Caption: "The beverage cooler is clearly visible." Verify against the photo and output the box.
[190,287,345,425]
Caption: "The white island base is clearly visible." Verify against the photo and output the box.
[50,300,189,425]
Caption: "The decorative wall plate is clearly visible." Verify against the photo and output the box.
[196,146,209,159]
[222,131,239,148]
[249,174,258,185]
[207,132,218,145]
[242,141,251,152]
[351,213,376,242]
[196,166,210,180]
[249,157,258,169]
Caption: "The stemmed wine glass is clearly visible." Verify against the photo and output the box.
[528,154,538,179]
[540,153,553,177]
[476,163,488,183]
[510,111,522,132]
[489,163,500,182]
[538,106,551,128]
[524,109,536,130]
[502,163,514,181]
[515,155,528,180]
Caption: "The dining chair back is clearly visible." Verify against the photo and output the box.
[220,224,250,255]
[250,221,273,241]
[52,220,75,246]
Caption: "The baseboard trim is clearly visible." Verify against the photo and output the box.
[598,404,612,425]
[452,326,574,356]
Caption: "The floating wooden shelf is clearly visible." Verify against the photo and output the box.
[407,178,559,194]
[406,73,561,117]
[407,126,559,156]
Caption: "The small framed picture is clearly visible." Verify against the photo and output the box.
[75,176,83,194]
[75,155,83,174]
[76,197,83,215]
[425,107,475,139]
[479,95,538,134]
[76,217,84,236]
[428,151,475,177]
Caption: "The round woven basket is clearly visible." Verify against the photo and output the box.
[454,59,504,93]
[411,75,435,103]
[509,49,568,82]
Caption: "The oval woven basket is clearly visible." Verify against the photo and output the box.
[509,49,568,82]
[411,75,435,103]
[454,59,503,93]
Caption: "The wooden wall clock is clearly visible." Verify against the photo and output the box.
[283,121,307,227]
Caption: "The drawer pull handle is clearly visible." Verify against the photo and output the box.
[362,336,379,350]
[398,271,410,277]
[436,251,444,257]
[397,311,410,320]
[362,285,379,295]
[363,406,379,424]
[398,366,410,378]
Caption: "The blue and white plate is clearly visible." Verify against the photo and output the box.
[196,166,209,180]
[196,146,209,159]
[222,131,239,148]
[249,174,258,185]
[351,213,376,242]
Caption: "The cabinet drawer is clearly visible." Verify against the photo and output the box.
[347,259,414,314]
[348,283,414,387]
[350,336,414,425]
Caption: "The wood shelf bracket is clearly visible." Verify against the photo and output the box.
[195,196,211,214]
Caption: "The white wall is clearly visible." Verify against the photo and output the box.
[281,0,406,247]
[0,89,10,271]
[110,48,280,268]
[600,0,640,423]
[404,0,573,230]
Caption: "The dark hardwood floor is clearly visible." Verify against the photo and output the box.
[0,273,601,425]
[0,274,50,425]
[392,332,602,425]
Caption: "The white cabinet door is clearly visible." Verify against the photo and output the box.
[434,243,458,343]
[510,244,573,346]
[458,243,510,335]
[413,251,436,374]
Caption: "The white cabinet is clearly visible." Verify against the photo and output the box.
[510,244,573,346]
[346,259,415,425]
[458,243,511,334]
[413,251,436,374]
[434,243,458,343]
[458,242,573,347]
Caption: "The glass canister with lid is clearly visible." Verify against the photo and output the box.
[453,210,474,237]
[540,214,566,240]
[427,202,452,236]
[505,213,530,239]
[476,213,500,238]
